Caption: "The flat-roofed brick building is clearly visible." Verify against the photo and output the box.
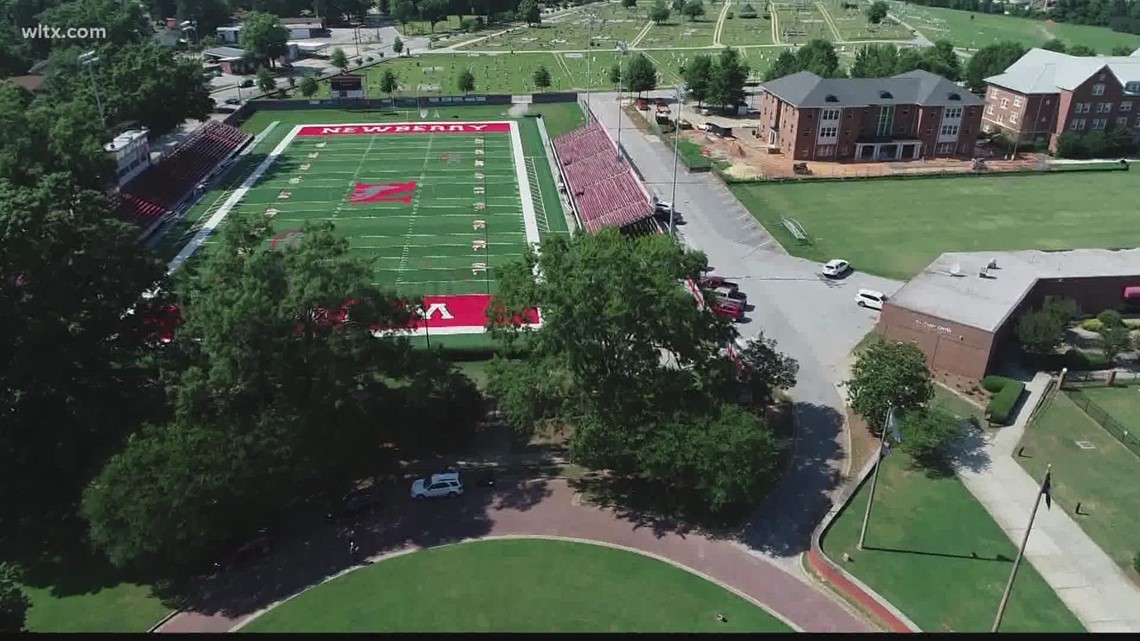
[756,69,983,162]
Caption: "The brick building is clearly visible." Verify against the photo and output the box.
[876,249,1140,380]
[982,47,1140,151]
[756,69,983,162]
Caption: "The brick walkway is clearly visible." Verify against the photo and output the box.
[156,480,871,633]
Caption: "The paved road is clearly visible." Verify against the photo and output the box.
[156,480,870,632]
[587,92,902,569]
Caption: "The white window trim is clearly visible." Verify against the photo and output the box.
[1093,83,1105,96]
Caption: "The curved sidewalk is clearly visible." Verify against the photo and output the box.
[155,480,872,633]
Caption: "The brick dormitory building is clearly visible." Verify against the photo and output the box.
[756,69,983,162]
[982,47,1140,151]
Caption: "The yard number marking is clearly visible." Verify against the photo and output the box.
[471,262,487,275]
[472,239,487,251]
[472,219,486,230]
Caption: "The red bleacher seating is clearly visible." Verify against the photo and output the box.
[114,121,252,231]
[552,122,654,233]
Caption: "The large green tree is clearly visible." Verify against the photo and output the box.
[898,406,965,468]
[649,0,671,23]
[239,11,290,68]
[847,339,934,432]
[681,54,713,106]
[763,39,841,80]
[850,41,960,81]
[486,230,789,519]
[420,0,450,31]
[519,0,541,25]
[0,563,29,633]
[0,175,167,526]
[706,46,749,108]
[82,215,480,573]
[391,0,417,27]
[682,0,704,20]
[625,53,658,96]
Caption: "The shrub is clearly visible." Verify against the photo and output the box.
[1063,348,1114,371]
[980,375,1014,394]
[1081,318,1104,332]
[1134,551,1140,575]
[1097,309,1123,328]
[985,379,1025,425]
[1125,318,1140,329]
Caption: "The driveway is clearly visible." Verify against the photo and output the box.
[587,92,902,568]
[155,479,869,633]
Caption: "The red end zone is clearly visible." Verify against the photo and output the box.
[405,294,539,336]
[296,122,512,137]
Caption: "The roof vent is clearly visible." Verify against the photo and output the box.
[949,93,961,101]
[879,90,893,99]
[950,262,963,277]
[988,258,999,270]
[825,94,839,103]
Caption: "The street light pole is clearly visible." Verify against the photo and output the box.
[858,405,893,550]
[584,16,595,122]
[668,83,685,236]
[78,51,106,125]
[616,41,627,160]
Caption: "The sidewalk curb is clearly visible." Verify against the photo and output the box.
[807,456,923,633]
[147,609,182,633]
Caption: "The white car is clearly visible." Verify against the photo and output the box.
[822,259,850,278]
[410,472,465,499]
[855,289,887,311]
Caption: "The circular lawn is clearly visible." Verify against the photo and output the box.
[241,538,793,632]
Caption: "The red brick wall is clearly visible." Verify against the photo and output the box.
[876,305,996,380]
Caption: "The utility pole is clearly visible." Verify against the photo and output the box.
[584,16,595,122]
[858,405,898,550]
[668,83,685,236]
[993,465,1053,633]
[78,51,106,125]
[616,41,627,160]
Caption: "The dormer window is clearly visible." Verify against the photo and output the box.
[825,94,838,103]
[879,91,893,99]
[949,93,961,101]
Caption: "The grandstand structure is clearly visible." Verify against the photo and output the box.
[551,121,656,234]
[112,121,252,239]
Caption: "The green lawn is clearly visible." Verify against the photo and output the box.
[730,169,1140,279]
[719,8,776,46]
[1017,390,1140,583]
[773,6,835,44]
[820,0,913,41]
[241,538,792,632]
[933,384,986,424]
[469,3,651,51]
[892,2,1140,52]
[23,582,170,633]
[822,451,1084,632]
[639,18,719,49]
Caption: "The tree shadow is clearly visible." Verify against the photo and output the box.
[151,478,554,620]
[566,476,735,541]
[1,513,148,598]
[741,402,846,559]
[863,545,1013,563]
[944,423,992,475]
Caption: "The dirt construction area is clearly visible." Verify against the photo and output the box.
[636,101,1047,180]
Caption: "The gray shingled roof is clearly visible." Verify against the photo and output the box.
[889,248,1140,332]
[759,69,981,108]
[985,48,1140,94]
[203,46,247,60]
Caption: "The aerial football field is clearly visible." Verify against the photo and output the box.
[174,118,558,335]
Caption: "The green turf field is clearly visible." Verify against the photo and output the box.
[892,2,1140,52]
[822,451,1084,632]
[214,120,541,298]
[1017,389,1140,584]
[240,538,793,632]
[731,169,1140,280]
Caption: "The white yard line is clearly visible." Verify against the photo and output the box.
[167,124,302,273]
[508,121,540,247]
[394,133,437,292]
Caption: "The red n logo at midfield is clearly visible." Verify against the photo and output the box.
[349,181,416,204]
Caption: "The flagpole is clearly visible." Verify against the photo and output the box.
[992,464,1052,633]
[858,405,892,550]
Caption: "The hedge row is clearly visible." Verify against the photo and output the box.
[980,375,1015,394]
[985,378,1026,425]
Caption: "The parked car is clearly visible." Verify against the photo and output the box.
[855,289,887,311]
[822,259,851,278]
[213,528,273,572]
[224,97,241,105]
[711,298,744,322]
[410,472,465,499]
[326,486,383,522]
[698,275,735,289]
[239,78,254,88]
[713,284,746,303]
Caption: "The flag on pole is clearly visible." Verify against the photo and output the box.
[888,407,903,443]
[1041,469,1052,510]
